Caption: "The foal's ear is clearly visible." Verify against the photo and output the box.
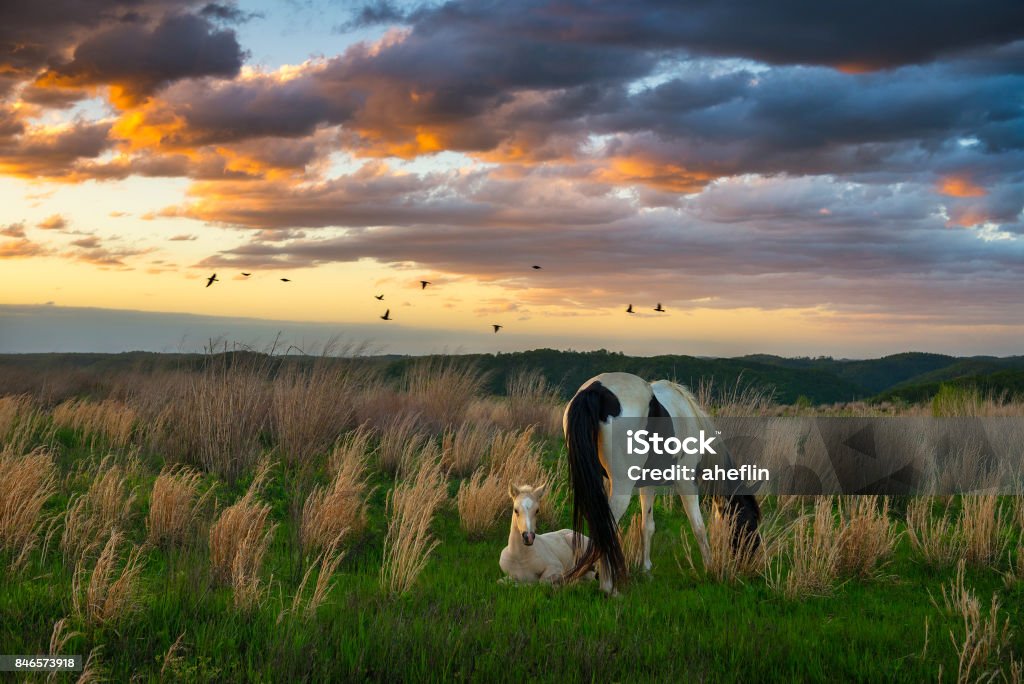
[532,482,548,500]
[508,483,520,499]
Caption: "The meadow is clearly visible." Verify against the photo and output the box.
[1,351,1023,682]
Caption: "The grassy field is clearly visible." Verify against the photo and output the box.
[1,357,1023,682]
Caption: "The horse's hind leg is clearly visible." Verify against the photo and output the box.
[679,492,711,567]
[597,493,632,594]
[639,487,656,572]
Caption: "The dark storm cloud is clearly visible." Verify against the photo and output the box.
[0,1,198,77]
[38,13,244,103]
[389,0,1024,69]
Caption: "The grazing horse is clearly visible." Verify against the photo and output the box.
[499,484,595,584]
[562,372,760,594]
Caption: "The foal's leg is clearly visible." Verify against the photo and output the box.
[639,487,656,572]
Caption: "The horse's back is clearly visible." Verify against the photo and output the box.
[567,372,653,420]
[650,380,706,420]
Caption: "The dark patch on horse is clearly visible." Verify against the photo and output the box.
[646,395,674,437]
[586,380,622,422]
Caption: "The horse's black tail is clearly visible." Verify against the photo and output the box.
[721,493,761,552]
[562,384,626,587]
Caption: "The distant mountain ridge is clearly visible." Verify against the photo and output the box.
[2,349,1024,405]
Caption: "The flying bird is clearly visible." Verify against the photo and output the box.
[654,303,665,313]
[375,294,384,300]
[205,273,218,288]
[241,272,251,277]
[280,278,291,282]
[381,309,391,320]
[626,304,634,314]
[492,324,503,333]
[531,265,542,270]
[420,280,431,289]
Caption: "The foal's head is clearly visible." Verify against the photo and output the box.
[508,483,547,546]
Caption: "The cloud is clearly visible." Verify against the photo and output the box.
[0,120,113,179]
[71,236,101,249]
[63,238,150,267]
[183,171,1024,323]
[0,1,209,78]
[1,222,25,237]
[36,214,68,231]
[0,236,48,258]
[35,13,245,106]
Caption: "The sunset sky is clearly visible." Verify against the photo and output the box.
[1,1,1023,357]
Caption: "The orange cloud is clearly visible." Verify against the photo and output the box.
[937,175,986,197]
[596,156,714,193]
[834,62,877,75]
[0,237,49,258]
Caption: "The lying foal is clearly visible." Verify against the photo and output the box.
[499,484,595,584]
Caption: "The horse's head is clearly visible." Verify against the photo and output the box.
[509,483,547,546]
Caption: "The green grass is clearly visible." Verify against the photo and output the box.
[2,436,1023,683]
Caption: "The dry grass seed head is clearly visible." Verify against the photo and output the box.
[380,456,446,595]
[0,448,57,572]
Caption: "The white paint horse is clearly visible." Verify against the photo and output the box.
[562,372,760,594]
[499,484,595,584]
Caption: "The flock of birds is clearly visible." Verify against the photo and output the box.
[204,265,668,334]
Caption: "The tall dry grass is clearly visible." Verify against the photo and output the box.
[441,422,492,477]
[282,544,346,621]
[380,456,447,595]
[1005,542,1024,588]
[767,497,842,599]
[52,399,136,451]
[209,464,278,610]
[375,412,427,478]
[906,498,965,568]
[0,394,34,441]
[271,355,374,469]
[60,458,137,564]
[301,444,371,554]
[403,358,488,430]
[680,504,778,583]
[935,561,1014,683]
[0,394,50,456]
[502,368,562,436]
[959,496,1010,568]
[837,496,900,578]
[147,466,212,550]
[489,427,547,492]
[150,357,271,483]
[622,511,645,573]
[71,530,145,625]
[456,466,508,538]
[0,448,57,571]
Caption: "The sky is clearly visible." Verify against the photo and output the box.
[1,0,1023,358]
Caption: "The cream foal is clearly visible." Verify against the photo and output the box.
[499,484,594,584]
